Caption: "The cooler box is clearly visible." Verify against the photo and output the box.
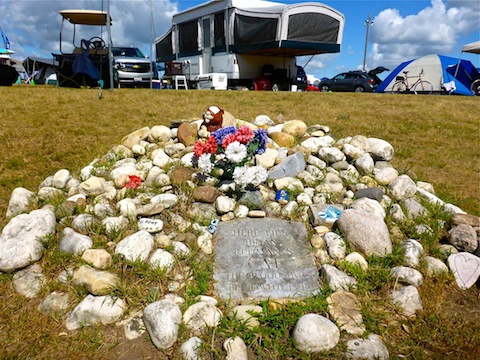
[195,73,228,90]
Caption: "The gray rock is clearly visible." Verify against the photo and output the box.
[238,190,265,210]
[268,151,306,179]
[391,285,423,317]
[354,187,383,202]
[337,209,392,257]
[346,334,389,359]
[71,214,99,232]
[12,263,45,298]
[293,313,340,352]
[402,198,427,219]
[0,209,56,272]
[391,266,423,287]
[400,239,424,268]
[389,175,416,201]
[115,231,154,262]
[355,154,374,175]
[448,224,478,252]
[390,203,406,223]
[59,227,93,255]
[38,291,70,316]
[321,264,358,291]
[6,187,37,218]
[102,216,129,233]
[65,295,126,330]
[424,256,449,276]
[143,299,182,349]
[121,311,145,340]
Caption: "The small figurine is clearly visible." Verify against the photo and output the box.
[202,105,224,132]
[275,189,289,204]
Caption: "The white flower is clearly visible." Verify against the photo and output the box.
[233,165,268,188]
[198,153,213,174]
[225,141,247,163]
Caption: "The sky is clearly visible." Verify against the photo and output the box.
[0,0,478,80]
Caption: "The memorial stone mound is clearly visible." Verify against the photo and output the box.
[214,218,320,300]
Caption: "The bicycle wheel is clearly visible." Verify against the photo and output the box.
[414,80,433,95]
[390,81,407,94]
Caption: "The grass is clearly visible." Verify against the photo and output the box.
[0,86,479,359]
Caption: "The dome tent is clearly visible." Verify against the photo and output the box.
[375,54,479,96]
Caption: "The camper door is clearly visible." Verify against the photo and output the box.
[201,16,212,74]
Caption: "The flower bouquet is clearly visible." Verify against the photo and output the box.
[193,125,269,189]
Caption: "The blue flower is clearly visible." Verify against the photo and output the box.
[252,128,268,154]
[211,126,237,145]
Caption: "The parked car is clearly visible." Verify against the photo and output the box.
[318,70,377,92]
[112,47,153,88]
[318,67,389,93]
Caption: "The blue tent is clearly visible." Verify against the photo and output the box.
[375,54,479,96]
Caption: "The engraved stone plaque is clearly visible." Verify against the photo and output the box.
[213,218,320,300]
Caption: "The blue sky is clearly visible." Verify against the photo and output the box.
[1,0,478,80]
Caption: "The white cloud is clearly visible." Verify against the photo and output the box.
[368,0,479,68]
[0,0,177,59]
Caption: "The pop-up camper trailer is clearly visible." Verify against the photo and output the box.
[155,0,344,90]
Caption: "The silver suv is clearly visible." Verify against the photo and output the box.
[112,47,153,88]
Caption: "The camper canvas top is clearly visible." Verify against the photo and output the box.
[59,10,112,26]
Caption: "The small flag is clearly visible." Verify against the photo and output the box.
[5,36,10,49]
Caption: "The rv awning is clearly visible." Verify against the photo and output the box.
[462,41,480,54]
[59,10,112,26]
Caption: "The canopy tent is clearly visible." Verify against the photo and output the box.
[462,41,480,54]
[155,0,344,61]
[375,54,479,96]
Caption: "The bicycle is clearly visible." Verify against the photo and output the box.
[390,68,433,95]
[470,77,480,96]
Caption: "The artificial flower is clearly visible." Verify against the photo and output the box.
[124,175,142,189]
[198,153,213,174]
[225,141,247,163]
[236,125,254,144]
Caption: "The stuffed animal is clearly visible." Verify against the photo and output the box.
[202,106,224,132]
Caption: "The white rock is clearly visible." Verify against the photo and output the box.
[324,232,346,261]
[389,175,416,201]
[255,148,278,169]
[171,241,191,257]
[254,114,274,127]
[149,125,172,143]
[183,301,222,334]
[117,198,137,218]
[102,216,129,233]
[390,285,423,317]
[318,147,346,163]
[37,187,64,202]
[367,138,394,161]
[180,337,202,360]
[374,167,399,185]
[391,266,423,287]
[143,299,182,349]
[82,249,112,269]
[59,227,93,255]
[215,196,236,214]
[93,203,114,218]
[71,214,99,232]
[224,336,248,360]
[400,239,424,268]
[349,197,386,219]
[346,334,389,359]
[321,264,358,291]
[149,249,175,273]
[234,205,249,218]
[115,231,154,262]
[424,256,449,276]
[197,232,213,254]
[12,263,45,298]
[138,218,164,233]
[38,291,70,316]
[448,252,480,290]
[0,209,56,272]
[65,295,126,330]
[293,313,340,352]
[6,187,37,218]
[72,265,119,295]
[342,143,365,160]
[344,252,369,270]
[301,136,335,152]
[273,177,304,193]
[53,169,71,189]
[151,193,178,208]
[120,311,145,340]
[355,154,374,175]
[78,176,107,196]
[152,149,172,168]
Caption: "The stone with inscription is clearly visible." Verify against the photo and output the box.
[447,252,480,290]
[214,218,319,300]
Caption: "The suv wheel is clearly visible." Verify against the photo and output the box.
[354,86,364,92]
[320,85,330,92]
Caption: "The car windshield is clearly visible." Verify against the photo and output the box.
[112,47,145,58]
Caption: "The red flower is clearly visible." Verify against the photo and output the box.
[236,125,254,144]
[194,139,205,157]
[203,136,219,154]
[124,175,142,189]
[222,133,237,149]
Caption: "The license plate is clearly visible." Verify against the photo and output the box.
[134,77,142,82]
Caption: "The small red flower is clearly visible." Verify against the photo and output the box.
[203,135,219,154]
[194,139,205,157]
[124,175,142,189]
[222,133,237,149]
[236,125,254,144]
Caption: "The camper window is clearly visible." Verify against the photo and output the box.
[178,20,199,54]
[214,12,226,49]
[156,30,174,61]
[234,15,277,45]
[287,13,339,43]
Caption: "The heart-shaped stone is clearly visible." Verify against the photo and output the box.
[447,252,480,290]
